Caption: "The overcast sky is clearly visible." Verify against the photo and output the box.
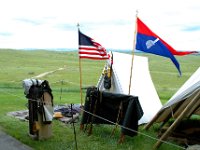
[0,0,200,51]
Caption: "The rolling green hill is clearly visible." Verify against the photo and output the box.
[0,49,199,150]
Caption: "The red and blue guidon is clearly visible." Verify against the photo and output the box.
[136,17,197,76]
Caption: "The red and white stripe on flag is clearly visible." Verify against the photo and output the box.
[79,40,109,60]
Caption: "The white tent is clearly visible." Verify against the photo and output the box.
[97,52,162,125]
[160,66,200,114]
[145,67,200,149]
[145,67,200,126]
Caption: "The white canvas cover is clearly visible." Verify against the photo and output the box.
[97,52,162,124]
[162,67,200,110]
[147,67,200,124]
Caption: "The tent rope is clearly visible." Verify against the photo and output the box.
[2,89,186,150]
[170,106,175,119]
[80,108,186,150]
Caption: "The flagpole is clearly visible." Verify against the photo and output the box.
[79,54,83,106]
[77,23,83,106]
[128,11,138,95]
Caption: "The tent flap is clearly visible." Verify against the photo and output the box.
[97,52,162,124]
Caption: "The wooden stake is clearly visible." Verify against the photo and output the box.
[71,104,78,150]
[128,11,138,94]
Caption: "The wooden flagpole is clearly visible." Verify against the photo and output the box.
[77,23,83,106]
[128,11,138,94]
[119,11,139,144]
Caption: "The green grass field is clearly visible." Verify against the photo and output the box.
[0,49,199,150]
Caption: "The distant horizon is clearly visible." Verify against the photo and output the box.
[0,47,133,52]
[0,48,199,54]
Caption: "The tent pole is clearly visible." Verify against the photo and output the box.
[158,102,183,130]
[153,90,200,149]
[128,11,138,94]
[144,109,163,130]
[144,101,182,130]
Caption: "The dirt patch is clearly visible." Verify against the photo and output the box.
[32,68,64,78]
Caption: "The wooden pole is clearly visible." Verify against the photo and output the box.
[144,109,163,130]
[153,90,200,149]
[77,23,83,106]
[128,11,138,94]
[79,58,83,106]
[71,104,78,150]
[145,95,188,130]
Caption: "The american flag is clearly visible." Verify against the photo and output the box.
[78,30,109,60]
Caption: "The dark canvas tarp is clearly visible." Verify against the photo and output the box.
[81,87,144,137]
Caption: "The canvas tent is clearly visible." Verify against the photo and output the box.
[97,52,162,125]
[144,67,200,149]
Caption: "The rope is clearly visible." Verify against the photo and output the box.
[170,106,175,119]
[1,89,186,150]
[80,108,186,150]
